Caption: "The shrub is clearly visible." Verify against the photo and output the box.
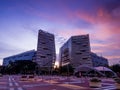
[0,74,2,77]
[90,78,101,82]
[114,78,120,84]
[21,75,27,78]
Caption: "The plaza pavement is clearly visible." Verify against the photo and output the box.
[0,75,119,90]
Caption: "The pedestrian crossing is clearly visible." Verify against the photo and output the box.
[8,76,24,90]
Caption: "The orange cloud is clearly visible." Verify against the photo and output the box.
[91,49,104,53]
[106,56,120,59]
[75,11,95,24]
[91,43,107,47]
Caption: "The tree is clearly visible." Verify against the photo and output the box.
[110,64,120,73]
[60,64,74,76]
[1,60,38,75]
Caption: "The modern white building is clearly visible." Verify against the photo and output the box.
[35,30,56,68]
[60,34,93,68]
[3,50,36,66]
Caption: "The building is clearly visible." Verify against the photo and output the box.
[91,52,108,67]
[35,30,56,68]
[3,50,36,66]
[60,34,93,68]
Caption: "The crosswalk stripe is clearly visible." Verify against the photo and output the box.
[101,86,117,90]
[9,78,11,82]
[23,83,51,87]
[17,87,23,90]
[90,85,117,90]
[15,82,19,86]
[9,88,14,90]
[12,78,15,82]
[9,82,13,86]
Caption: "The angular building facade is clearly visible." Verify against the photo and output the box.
[3,50,36,66]
[35,30,56,68]
[60,34,93,68]
[91,52,108,67]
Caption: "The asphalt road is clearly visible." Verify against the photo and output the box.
[0,75,118,90]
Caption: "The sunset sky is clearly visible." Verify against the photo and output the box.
[0,0,120,65]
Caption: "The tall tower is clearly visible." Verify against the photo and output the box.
[36,30,56,68]
[60,34,93,68]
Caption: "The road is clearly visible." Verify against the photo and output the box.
[0,75,118,90]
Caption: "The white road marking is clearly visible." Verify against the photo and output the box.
[15,82,19,86]
[9,87,14,90]
[90,85,117,90]
[64,81,83,84]
[12,78,15,82]
[9,77,11,82]
[8,77,23,90]
[23,83,51,87]
[101,86,117,90]
[9,82,13,86]
[17,87,23,90]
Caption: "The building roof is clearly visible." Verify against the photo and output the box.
[94,66,113,71]
[74,65,95,72]
[74,65,105,76]
[4,49,36,59]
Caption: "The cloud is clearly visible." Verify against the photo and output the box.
[0,42,25,65]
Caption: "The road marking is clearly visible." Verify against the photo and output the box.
[9,77,11,82]
[17,87,23,90]
[9,87,14,90]
[44,80,59,84]
[90,85,118,90]
[64,81,83,84]
[12,78,15,82]
[101,86,117,90]
[15,82,19,86]
[58,84,86,89]
[23,83,52,87]
[9,82,13,86]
